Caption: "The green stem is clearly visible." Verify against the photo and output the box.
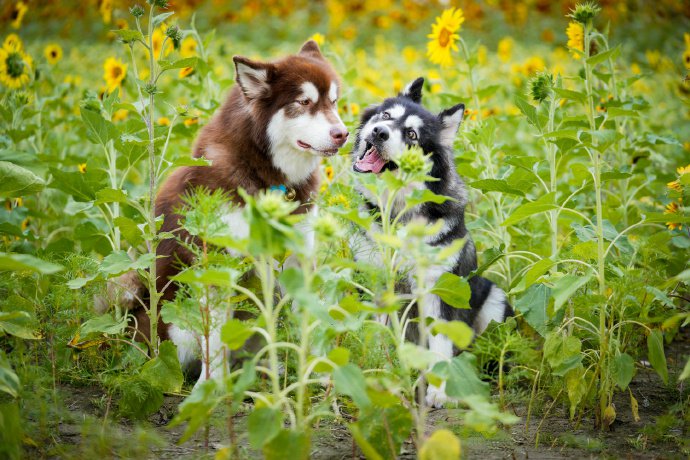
[459,38,481,119]
[583,20,608,428]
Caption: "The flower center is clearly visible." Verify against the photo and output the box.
[439,28,451,47]
[6,52,25,78]
[51,50,57,58]
[111,66,122,79]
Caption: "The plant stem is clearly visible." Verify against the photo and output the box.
[583,20,609,428]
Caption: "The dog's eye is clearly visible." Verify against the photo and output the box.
[381,112,391,120]
[297,99,310,106]
[407,129,417,140]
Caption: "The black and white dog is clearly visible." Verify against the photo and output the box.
[351,77,513,407]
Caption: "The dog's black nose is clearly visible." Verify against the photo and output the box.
[372,125,390,141]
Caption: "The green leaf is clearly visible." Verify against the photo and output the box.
[469,179,525,196]
[0,252,63,275]
[399,342,439,370]
[680,357,690,381]
[553,87,587,104]
[140,340,184,393]
[420,429,461,460]
[248,407,282,449]
[430,273,471,309]
[544,332,582,376]
[565,365,587,419]
[606,107,639,119]
[81,108,118,146]
[405,188,454,207]
[111,29,145,43]
[80,313,127,336]
[523,258,555,288]
[100,251,155,277]
[220,319,254,350]
[169,379,220,443]
[647,330,668,385]
[514,283,550,336]
[586,45,621,67]
[152,11,174,27]
[551,270,593,312]
[0,162,44,198]
[0,353,20,398]
[514,95,540,128]
[433,353,489,399]
[333,364,370,408]
[114,216,144,246]
[502,192,558,226]
[350,405,412,460]
[612,353,634,390]
[432,321,474,350]
[263,429,310,460]
[542,129,580,140]
[94,188,128,204]
[328,347,350,367]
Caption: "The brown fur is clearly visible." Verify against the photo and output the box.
[111,41,342,342]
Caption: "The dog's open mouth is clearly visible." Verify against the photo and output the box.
[353,142,389,174]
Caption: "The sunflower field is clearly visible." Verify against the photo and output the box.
[1,0,689,458]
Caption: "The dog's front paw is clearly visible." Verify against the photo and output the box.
[425,383,449,408]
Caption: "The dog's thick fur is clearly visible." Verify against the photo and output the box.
[105,40,348,384]
[351,77,513,407]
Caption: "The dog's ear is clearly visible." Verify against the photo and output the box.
[233,56,274,100]
[399,77,424,104]
[299,40,324,59]
[360,104,380,123]
[438,103,465,147]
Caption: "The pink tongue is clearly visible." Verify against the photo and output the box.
[355,148,386,173]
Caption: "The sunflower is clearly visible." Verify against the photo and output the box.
[667,180,682,193]
[10,2,28,30]
[78,163,87,174]
[310,33,325,47]
[103,57,127,93]
[426,7,464,68]
[44,44,63,65]
[112,109,128,122]
[180,36,197,58]
[664,201,682,231]
[324,165,334,181]
[678,164,690,176]
[158,117,171,126]
[3,34,23,52]
[566,21,584,59]
[683,33,690,70]
[178,66,194,78]
[184,117,198,127]
[151,27,173,59]
[99,0,112,24]
[497,37,513,63]
[0,44,32,89]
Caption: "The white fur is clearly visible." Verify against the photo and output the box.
[387,104,405,119]
[405,115,424,131]
[235,63,268,100]
[473,285,507,334]
[300,81,319,103]
[329,82,338,102]
[267,101,346,184]
[220,209,250,240]
[439,110,464,147]
[168,324,198,369]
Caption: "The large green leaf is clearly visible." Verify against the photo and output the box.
[647,330,668,385]
[333,363,370,408]
[140,340,184,393]
[350,404,412,460]
[220,319,255,350]
[0,162,44,198]
[612,353,634,390]
[544,332,582,376]
[419,429,461,460]
[514,283,550,336]
[551,270,593,312]
[248,407,283,449]
[432,321,474,350]
[430,272,471,309]
[169,379,220,443]
[81,108,118,146]
[469,179,526,196]
[502,192,558,226]
[433,353,489,399]
[0,252,63,275]
[263,429,310,460]
[80,313,128,336]
[0,352,20,398]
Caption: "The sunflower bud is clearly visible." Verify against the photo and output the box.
[144,83,160,95]
[165,25,182,49]
[397,146,428,175]
[569,1,601,24]
[130,4,145,17]
[256,190,294,219]
[147,0,169,8]
[529,71,554,103]
[313,213,342,241]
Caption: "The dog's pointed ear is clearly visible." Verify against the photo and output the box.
[299,40,324,59]
[233,56,273,100]
[438,103,465,147]
[399,77,424,103]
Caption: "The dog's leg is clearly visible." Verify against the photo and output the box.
[472,284,510,334]
[424,291,454,408]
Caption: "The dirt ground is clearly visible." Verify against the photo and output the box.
[41,333,689,459]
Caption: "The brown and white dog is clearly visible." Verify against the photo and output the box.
[109,40,348,385]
